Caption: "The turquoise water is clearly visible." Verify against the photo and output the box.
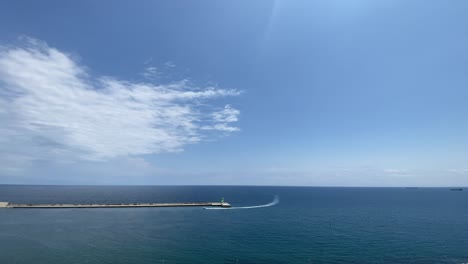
[0,185,467,263]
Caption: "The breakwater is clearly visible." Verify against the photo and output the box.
[0,201,231,208]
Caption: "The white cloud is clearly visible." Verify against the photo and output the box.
[201,105,240,132]
[164,61,175,68]
[212,104,240,123]
[202,123,240,132]
[142,66,160,80]
[382,168,410,175]
[448,169,468,175]
[0,38,241,163]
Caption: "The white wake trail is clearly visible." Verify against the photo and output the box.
[205,195,279,210]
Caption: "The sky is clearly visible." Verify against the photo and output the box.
[0,0,467,186]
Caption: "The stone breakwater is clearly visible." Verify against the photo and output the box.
[0,201,231,208]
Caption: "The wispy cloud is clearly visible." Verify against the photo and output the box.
[212,105,240,123]
[448,169,468,175]
[142,66,160,80]
[0,38,241,164]
[202,105,240,132]
[164,61,175,68]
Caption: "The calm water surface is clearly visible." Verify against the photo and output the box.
[0,185,467,264]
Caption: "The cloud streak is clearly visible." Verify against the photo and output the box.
[0,38,240,163]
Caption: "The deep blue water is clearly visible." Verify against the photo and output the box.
[0,185,467,264]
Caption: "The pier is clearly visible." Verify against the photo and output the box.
[0,201,231,209]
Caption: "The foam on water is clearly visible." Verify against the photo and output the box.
[205,195,279,210]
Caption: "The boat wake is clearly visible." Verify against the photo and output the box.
[205,195,279,210]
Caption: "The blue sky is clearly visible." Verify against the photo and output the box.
[0,0,467,186]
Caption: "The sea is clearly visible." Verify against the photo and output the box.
[0,185,467,264]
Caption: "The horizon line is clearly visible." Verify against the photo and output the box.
[0,183,465,188]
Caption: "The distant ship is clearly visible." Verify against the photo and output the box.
[450,188,463,191]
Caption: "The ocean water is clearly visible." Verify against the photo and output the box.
[0,185,467,264]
